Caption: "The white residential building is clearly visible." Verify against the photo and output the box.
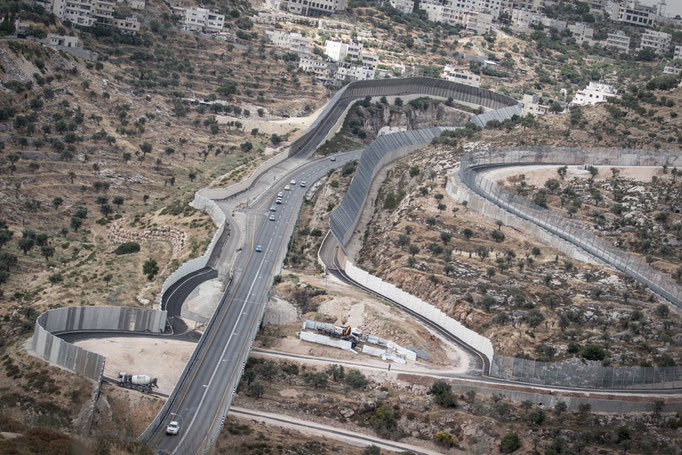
[663,66,681,75]
[511,9,542,32]
[441,65,481,87]
[335,62,375,81]
[51,0,140,33]
[298,56,335,83]
[46,33,79,48]
[572,81,618,106]
[129,0,145,9]
[419,1,493,34]
[390,0,415,13]
[616,0,656,27]
[324,40,365,62]
[568,22,594,45]
[183,7,225,31]
[520,94,549,115]
[361,53,379,69]
[278,0,346,17]
[675,45,682,60]
[639,30,671,55]
[513,0,544,12]
[462,10,493,34]
[605,30,630,53]
[268,30,312,55]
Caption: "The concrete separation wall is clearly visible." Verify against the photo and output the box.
[289,77,521,157]
[30,306,166,381]
[458,147,682,309]
[344,260,495,365]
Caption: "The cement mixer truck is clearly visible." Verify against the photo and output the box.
[117,372,158,393]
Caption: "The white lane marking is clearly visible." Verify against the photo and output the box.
[172,233,276,454]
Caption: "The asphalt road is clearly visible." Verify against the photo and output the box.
[145,152,360,454]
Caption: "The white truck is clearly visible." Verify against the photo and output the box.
[117,372,158,393]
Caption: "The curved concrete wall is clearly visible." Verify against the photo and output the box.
[31,306,167,381]
[289,77,521,157]
[344,260,495,366]
[459,147,682,309]
[330,127,450,249]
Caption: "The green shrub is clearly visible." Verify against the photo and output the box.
[114,242,140,255]
[499,432,521,453]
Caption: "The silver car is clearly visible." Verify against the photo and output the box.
[166,421,180,435]
[270,206,276,211]
[269,214,276,221]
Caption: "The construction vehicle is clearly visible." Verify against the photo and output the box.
[117,372,158,393]
[302,320,362,345]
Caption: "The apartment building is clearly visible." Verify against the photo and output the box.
[267,30,312,55]
[335,62,375,81]
[605,30,630,53]
[675,45,682,60]
[513,0,544,12]
[520,94,549,115]
[51,0,140,33]
[568,22,594,45]
[572,81,618,106]
[419,1,492,33]
[511,9,542,32]
[639,30,671,55]
[183,7,225,31]
[277,0,346,17]
[441,65,481,87]
[129,0,145,10]
[461,10,493,34]
[298,56,335,83]
[361,52,379,69]
[324,40,364,61]
[616,0,656,27]
[389,0,415,13]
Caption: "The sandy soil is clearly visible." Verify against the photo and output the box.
[73,337,195,394]
[182,278,224,322]
[485,165,665,188]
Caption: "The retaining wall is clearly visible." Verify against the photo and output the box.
[31,306,166,381]
[344,260,495,365]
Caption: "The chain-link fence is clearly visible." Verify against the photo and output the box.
[459,147,682,310]
[491,355,682,389]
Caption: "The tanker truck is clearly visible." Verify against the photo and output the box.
[117,372,158,393]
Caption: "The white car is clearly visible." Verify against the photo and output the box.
[330,156,336,161]
[269,214,276,221]
[277,192,284,198]
[290,179,296,185]
[270,206,276,212]
[276,199,282,204]
[300,181,306,187]
[166,421,180,435]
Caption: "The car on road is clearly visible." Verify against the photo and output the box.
[270,206,276,211]
[330,156,336,161]
[269,214,276,221]
[166,421,180,435]
[255,245,262,252]
[300,181,306,187]
[284,185,291,191]
[277,192,284,198]
[276,198,282,204]
[290,179,296,185]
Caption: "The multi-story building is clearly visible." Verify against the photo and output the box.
[441,65,481,87]
[277,0,346,17]
[183,7,225,31]
[639,30,671,55]
[513,0,544,12]
[616,0,656,27]
[129,0,145,9]
[605,30,630,53]
[511,9,542,32]
[361,53,379,69]
[268,30,312,55]
[419,1,493,33]
[675,45,682,60]
[389,0,415,13]
[298,56,335,83]
[604,0,620,20]
[568,22,594,45]
[335,62,375,81]
[52,0,140,33]
[520,94,549,115]
[324,40,365,61]
[572,81,618,106]
[663,65,681,75]
[462,10,493,34]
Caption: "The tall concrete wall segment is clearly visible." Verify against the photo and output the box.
[458,147,682,309]
[330,127,450,249]
[344,260,495,366]
[31,306,166,381]
[289,77,521,157]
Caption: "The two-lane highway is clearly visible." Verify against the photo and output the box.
[145,152,360,454]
